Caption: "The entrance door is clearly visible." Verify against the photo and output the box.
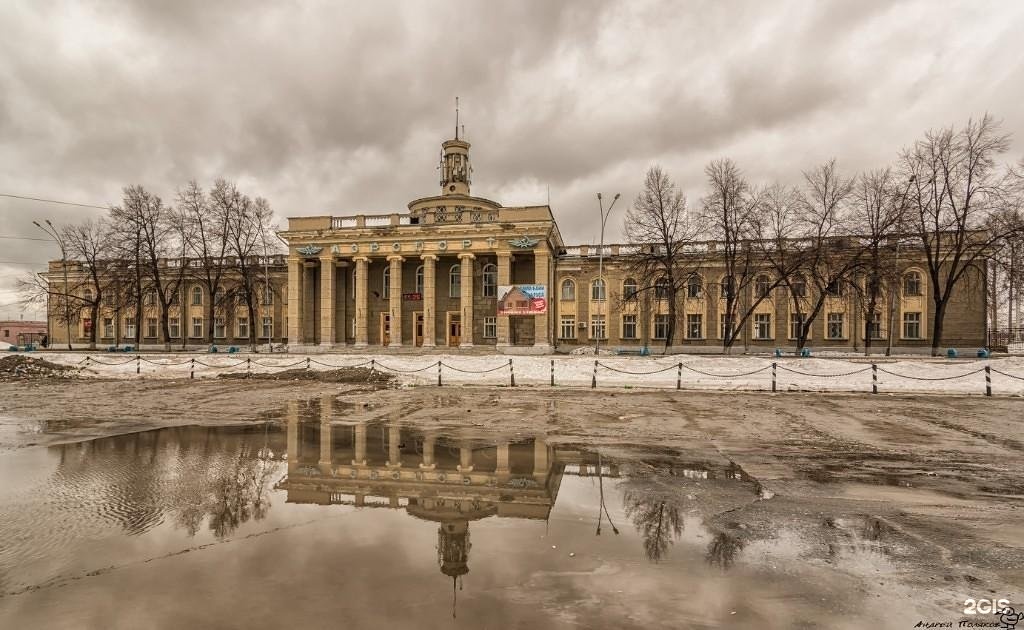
[447,313,461,347]
[414,312,424,347]
[379,314,390,346]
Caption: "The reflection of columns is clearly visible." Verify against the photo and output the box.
[533,438,549,478]
[421,254,437,347]
[354,257,369,347]
[458,445,474,473]
[459,253,475,348]
[534,250,551,349]
[303,263,316,343]
[353,422,367,466]
[286,399,299,467]
[497,252,511,347]
[287,257,303,344]
[496,442,510,479]
[388,256,404,347]
[319,254,336,346]
[319,395,332,466]
[420,432,436,470]
[387,424,402,467]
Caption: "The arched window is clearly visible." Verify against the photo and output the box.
[790,274,807,298]
[654,277,670,299]
[686,274,702,299]
[449,264,461,298]
[903,271,922,296]
[561,279,576,301]
[262,286,273,305]
[415,265,424,295]
[623,278,638,300]
[482,263,497,297]
[591,278,606,301]
[720,276,735,300]
[383,267,391,296]
[83,288,93,302]
[191,286,203,306]
[755,274,771,298]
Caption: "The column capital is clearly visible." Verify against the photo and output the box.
[458,252,476,261]
[318,253,335,262]
[420,253,438,262]
[352,255,370,263]
[386,255,405,263]
[497,251,512,259]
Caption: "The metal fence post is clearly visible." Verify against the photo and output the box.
[509,359,515,387]
[871,363,878,394]
[247,357,251,377]
[190,357,195,380]
[306,356,311,371]
[985,365,992,397]
[370,358,375,375]
[592,360,598,389]
[437,360,442,387]
[550,359,555,387]
[136,354,141,375]
[677,362,682,390]
[771,362,777,393]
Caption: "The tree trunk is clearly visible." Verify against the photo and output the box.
[931,297,947,357]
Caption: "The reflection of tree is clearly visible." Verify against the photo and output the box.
[705,531,745,569]
[623,489,684,562]
[207,445,275,538]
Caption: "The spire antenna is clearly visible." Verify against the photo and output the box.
[455,97,460,140]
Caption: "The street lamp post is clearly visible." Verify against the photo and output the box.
[33,220,72,350]
[595,192,620,353]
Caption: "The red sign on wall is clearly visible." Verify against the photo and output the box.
[402,293,423,301]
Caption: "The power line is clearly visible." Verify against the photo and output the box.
[0,193,109,210]
[0,261,47,266]
[0,235,53,242]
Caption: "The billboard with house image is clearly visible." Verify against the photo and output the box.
[497,285,547,315]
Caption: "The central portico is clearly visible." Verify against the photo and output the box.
[280,133,562,352]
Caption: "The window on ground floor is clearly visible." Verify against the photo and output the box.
[560,316,576,340]
[591,315,607,340]
[687,313,703,339]
[903,312,921,339]
[262,317,273,339]
[827,312,844,339]
[146,317,157,338]
[124,317,136,339]
[621,314,637,340]
[103,317,114,339]
[237,317,249,339]
[191,317,203,338]
[754,313,771,340]
[720,313,734,340]
[483,316,497,339]
[214,317,226,339]
[169,317,180,338]
[789,313,805,340]
[653,314,670,340]
[867,312,882,340]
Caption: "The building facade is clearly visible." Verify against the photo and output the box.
[46,132,987,352]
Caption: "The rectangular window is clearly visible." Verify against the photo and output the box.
[191,317,203,338]
[621,314,637,340]
[214,318,226,339]
[262,288,274,305]
[483,316,497,339]
[124,317,136,339]
[827,312,844,339]
[262,317,273,339]
[720,314,734,340]
[754,313,771,340]
[103,318,114,338]
[789,313,805,340]
[3,329,8,338]
[903,312,921,339]
[560,316,576,340]
[653,314,670,340]
[591,315,607,340]
[867,312,883,340]
[686,314,703,339]
[169,317,180,339]
[146,317,157,338]
[237,317,249,339]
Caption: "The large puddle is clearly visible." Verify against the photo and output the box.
[0,397,937,628]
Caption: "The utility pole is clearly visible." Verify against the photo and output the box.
[595,192,620,353]
[34,220,72,350]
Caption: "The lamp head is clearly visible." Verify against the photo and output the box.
[597,193,602,200]
[613,193,621,200]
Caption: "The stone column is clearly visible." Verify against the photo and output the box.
[459,253,475,348]
[534,250,552,350]
[353,256,369,347]
[497,252,511,347]
[421,254,437,348]
[287,257,303,345]
[419,432,436,470]
[352,422,367,466]
[387,255,404,347]
[303,263,316,343]
[495,442,510,481]
[458,445,474,473]
[319,395,332,466]
[387,424,402,468]
[533,437,549,479]
[319,254,335,347]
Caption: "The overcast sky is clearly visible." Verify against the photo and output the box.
[2,0,1023,318]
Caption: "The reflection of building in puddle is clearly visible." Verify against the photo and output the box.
[277,398,618,604]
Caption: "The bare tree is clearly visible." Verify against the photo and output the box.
[180,181,232,346]
[901,115,1019,355]
[623,166,705,352]
[750,183,807,348]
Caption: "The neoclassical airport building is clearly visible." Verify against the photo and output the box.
[46,132,987,353]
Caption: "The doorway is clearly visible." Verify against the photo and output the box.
[379,313,390,346]
[414,312,424,347]
[446,312,461,347]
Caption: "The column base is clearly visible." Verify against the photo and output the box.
[532,343,553,353]
[419,463,436,470]
[351,459,367,467]
[386,462,403,469]
[457,465,474,473]
[422,342,436,348]
[496,342,511,348]
[353,341,368,348]
[318,342,335,348]
[388,342,404,348]
[459,342,474,349]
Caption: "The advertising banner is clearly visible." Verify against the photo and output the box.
[497,285,547,315]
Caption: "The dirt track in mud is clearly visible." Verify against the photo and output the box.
[1,377,1023,625]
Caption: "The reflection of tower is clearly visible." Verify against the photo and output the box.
[438,520,471,618]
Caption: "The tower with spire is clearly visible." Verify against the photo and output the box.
[438,97,472,196]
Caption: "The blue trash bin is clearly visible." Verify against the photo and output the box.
[946,348,958,359]
[977,348,990,358]
[800,347,812,358]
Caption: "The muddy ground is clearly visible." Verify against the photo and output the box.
[1,376,1023,625]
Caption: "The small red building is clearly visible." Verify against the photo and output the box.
[0,320,48,347]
